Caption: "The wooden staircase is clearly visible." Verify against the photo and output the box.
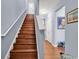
[10,14,38,59]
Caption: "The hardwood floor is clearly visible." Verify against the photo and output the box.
[44,40,64,59]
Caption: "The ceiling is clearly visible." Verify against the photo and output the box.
[27,0,60,15]
[39,0,60,14]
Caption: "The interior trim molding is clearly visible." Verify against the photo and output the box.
[34,15,40,59]
[4,12,26,59]
[52,43,57,47]
[1,9,26,37]
[45,39,57,47]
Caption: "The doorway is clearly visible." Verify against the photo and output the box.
[44,6,65,59]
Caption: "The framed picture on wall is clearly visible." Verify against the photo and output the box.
[57,17,65,29]
[67,8,78,24]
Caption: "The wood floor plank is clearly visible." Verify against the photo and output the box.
[44,40,64,59]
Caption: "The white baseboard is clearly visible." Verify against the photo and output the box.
[52,43,57,47]
[45,39,57,47]
[4,11,26,59]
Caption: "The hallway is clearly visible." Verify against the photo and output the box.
[1,0,78,59]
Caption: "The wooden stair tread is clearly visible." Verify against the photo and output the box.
[16,38,35,40]
[19,33,35,34]
[19,33,35,35]
[20,29,35,31]
[21,27,35,29]
[18,34,35,37]
[11,49,37,53]
[13,44,36,50]
[15,42,36,45]
[17,36,36,39]
[22,26,34,28]
[21,28,35,30]
[20,29,35,32]
[22,24,34,25]
[17,37,36,38]
[14,43,36,45]
[16,39,36,44]
[22,25,34,26]
[20,30,35,32]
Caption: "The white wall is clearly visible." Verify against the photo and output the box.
[25,0,29,10]
[39,0,60,12]
[28,3,35,14]
[35,16,45,59]
[65,0,78,58]
[45,11,55,45]
[1,0,27,59]
[55,6,65,45]
[34,0,39,15]
[55,0,78,58]
[1,0,26,35]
